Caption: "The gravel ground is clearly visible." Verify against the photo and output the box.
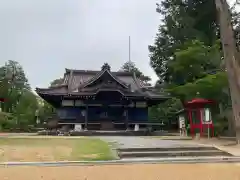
[98,136,204,148]
[1,163,240,180]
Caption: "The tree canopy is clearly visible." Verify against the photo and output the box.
[120,61,151,85]
[148,0,238,134]
[0,60,47,131]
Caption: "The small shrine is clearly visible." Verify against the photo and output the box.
[177,98,215,137]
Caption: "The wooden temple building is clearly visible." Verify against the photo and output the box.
[36,64,169,131]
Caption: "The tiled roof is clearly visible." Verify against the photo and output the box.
[35,85,68,94]
[64,69,145,92]
[36,68,169,100]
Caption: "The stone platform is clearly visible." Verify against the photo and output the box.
[38,130,152,136]
[99,136,234,160]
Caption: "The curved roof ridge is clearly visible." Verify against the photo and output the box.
[132,72,143,92]
[67,69,74,92]
[64,68,133,76]
[36,84,67,91]
[79,69,129,89]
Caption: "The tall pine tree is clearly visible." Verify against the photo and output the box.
[149,0,219,85]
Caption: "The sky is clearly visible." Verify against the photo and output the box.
[0,0,237,89]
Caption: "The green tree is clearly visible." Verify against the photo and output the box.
[120,61,151,84]
[171,72,228,102]
[169,40,222,85]
[149,0,219,84]
[50,78,64,87]
[38,101,55,124]
[0,60,39,131]
[0,60,30,112]
[13,90,39,130]
[149,98,183,123]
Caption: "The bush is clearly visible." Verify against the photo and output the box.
[0,112,15,130]
[213,115,228,136]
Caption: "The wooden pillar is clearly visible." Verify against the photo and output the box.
[125,106,129,130]
[84,104,88,130]
[188,109,194,137]
[198,108,203,137]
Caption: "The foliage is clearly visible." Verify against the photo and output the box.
[170,72,228,102]
[50,78,64,87]
[13,90,39,130]
[0,112,14,130]
[148,0,238,135]
[149,98,183,123]
[120,61,151,84]
[149,0,220,84]
[38,101,55,124]
[169,40,222,85]
[0,60,41,131]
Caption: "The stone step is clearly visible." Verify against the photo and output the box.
[118,146,218,152]
[118,150,232,158]
[69,130,147,136]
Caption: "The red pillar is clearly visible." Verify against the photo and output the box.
[188,109,194,137]
[198,108,204,137]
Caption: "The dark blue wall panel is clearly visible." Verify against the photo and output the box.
[57,107,84,120]
[128,108,148,122]
[57,106,148,122]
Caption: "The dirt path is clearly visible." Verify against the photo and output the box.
[1,163,240,180]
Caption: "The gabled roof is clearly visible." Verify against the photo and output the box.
[80,69,129,89]
[36,67,170,101]
[63,68,146,92]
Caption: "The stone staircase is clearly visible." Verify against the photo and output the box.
[117,146,233,159]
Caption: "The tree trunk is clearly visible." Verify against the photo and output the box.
[215,0,240,143]
[227,109,236,136]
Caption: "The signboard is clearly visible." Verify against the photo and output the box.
[202,108,212,124]
[179,116,185,129]
[128,102,134,107]
[136,102,146,108]
[62,100,74,106]
[75,100,84,106]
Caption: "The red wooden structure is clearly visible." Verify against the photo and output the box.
[184,98,215,137]
[0,98,5,102]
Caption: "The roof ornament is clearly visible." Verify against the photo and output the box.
[101,63,111,71]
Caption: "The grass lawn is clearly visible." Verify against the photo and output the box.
[0,137,115,162]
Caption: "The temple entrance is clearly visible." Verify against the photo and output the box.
[101,121,114,130]
[98,107,124,130]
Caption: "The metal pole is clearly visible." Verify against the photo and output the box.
[129,36,131,62]
[128,36,131,72]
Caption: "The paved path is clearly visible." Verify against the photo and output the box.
[98,136,205,149]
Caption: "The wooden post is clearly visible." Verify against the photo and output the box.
[125,107,129,130]
[215,0,240,143]
[85,104,88,130]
